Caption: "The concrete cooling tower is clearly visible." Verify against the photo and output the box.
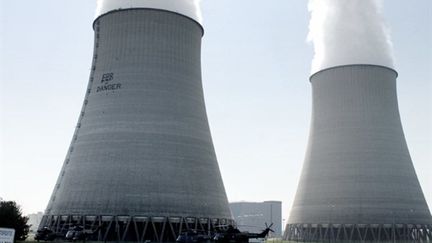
[39,8,232,242]
[284,65,432,242]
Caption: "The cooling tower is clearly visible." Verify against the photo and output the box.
[39,8,233,242]
[284,65,432,241]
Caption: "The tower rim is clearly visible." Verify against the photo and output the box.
[310,64,398,81]
[93,8,204,36]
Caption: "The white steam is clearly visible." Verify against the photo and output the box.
[308,0,395,74]
[96,0,202,23]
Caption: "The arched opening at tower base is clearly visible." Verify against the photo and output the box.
[284,223,432,242]
[41,215,234,242]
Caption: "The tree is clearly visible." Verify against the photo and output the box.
[0,200,30,241]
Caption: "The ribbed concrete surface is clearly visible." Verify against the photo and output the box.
[44,9,231,219]
[288,65,432,225]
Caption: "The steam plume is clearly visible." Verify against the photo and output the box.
[308,0,395,74]
[96,0,202,23]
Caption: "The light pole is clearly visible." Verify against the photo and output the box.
[282,218,286,242]
[391,211,395,243]
[409,209,416,242]
[328,204,335,243]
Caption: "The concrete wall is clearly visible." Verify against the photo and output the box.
[43,9,231,220]
[288,65,432,225]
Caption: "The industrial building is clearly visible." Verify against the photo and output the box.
[27,212,44,232]
[285,65,432,241]
[39,8,232,242]
[230,201,282,238]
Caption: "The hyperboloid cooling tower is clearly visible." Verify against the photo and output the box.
[39,7,232,242]
[284,64,432,241]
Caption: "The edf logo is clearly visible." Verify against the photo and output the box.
[101,73,114,83]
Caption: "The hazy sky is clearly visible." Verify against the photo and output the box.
[0,1,431,226]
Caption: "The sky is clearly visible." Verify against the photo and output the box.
[0,0,431,227]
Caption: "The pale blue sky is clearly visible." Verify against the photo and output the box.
[0,1,431,225]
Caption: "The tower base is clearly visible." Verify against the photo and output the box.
[284,223,432,242]
[39,215,234,242]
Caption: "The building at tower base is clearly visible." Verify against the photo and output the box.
[284,65,432,242]
[39,8,233,242]
[230,201,282,237]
